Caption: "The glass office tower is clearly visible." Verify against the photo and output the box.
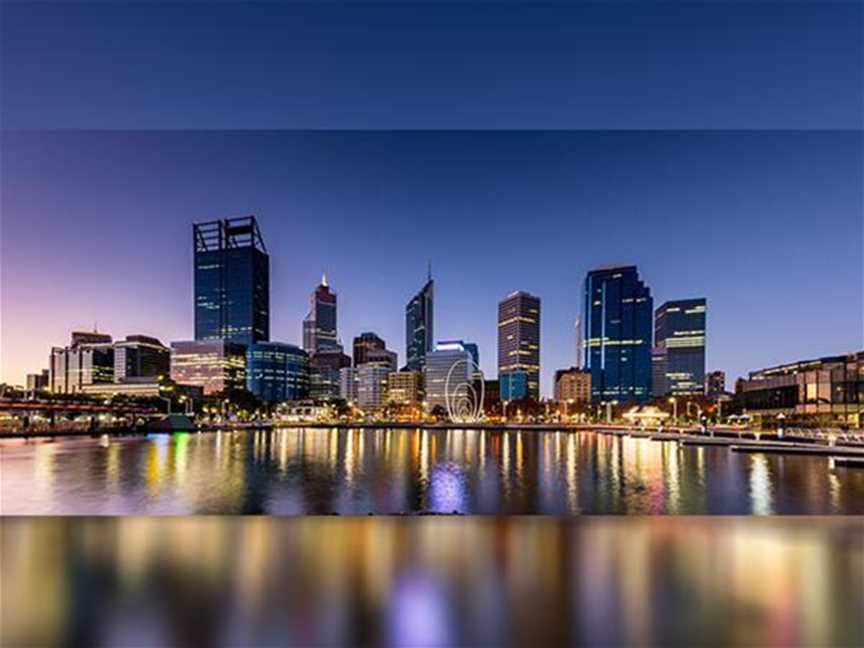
[302,275,339,353]
[653,298,706,396]
[583,266,653,403]
[498,291,541,400]
[246,342,309,402]
[405,272,434,372]
[194,216,269,346]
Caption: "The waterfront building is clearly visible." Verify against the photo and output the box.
[357,365,392,409]
[653,299,706,396]
[734,351,863,427]
[706,370,726,397]
[554,367,592,404]
[308,347,351,400]
[583,266,653,403]
[26,370,49,392]
[497,291,541,400]
[387,370,423,406]
[482,379,501,416]
[424,341,470,412]
[194,216,269,346]
[80,379,202,402]
[246,342,309,403]
[340,367,359,402]
[113,335,170,383]
[302,275,339,353]
[170,340,247,395]
[405,271,434,372]
[353,332,385,366]
[49,331,114,394]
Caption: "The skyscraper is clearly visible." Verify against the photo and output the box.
[303,275,339,353]
[353,332,386,366]
[194,216,269,346]
[405,269,434,372]
[497,291,541,400]
[653,299,707,396]
[583,266,653,403]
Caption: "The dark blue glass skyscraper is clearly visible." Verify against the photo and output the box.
[583,266,653,403]
[194,216,269,346]
[653,298,706,396]
[405,270,434,372]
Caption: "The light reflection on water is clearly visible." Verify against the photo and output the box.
[2,427,864,514]
[1,517,862,647]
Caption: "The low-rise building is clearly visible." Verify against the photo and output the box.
[734,352,863,427]
[387,370,423,406]
[170,340,247,395]
[553,367,592,404]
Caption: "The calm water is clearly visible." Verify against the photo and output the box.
[2,427,863,514]
[2,517,863,647]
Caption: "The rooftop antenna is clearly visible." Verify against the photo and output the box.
[427,259,432,282]
[321,272,328,287]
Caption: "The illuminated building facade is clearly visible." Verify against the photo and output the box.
[405,273,434,372]
[246,342,309,402]
[339,367,359,402]
[357,365,392,409]
[424,341,470,412]
[302,276,339,353]
[113,335,170,383]
[387,370,423,406]
[49,331,114,394]
[353,332,385,366]
[653,298,706,396]
[735,352,864,427]
[194,216,270,346]
[583,266,653,402]
[554,367,592,403]
[170,340,247,395]
[308,347,351,400]
[497,291,540,400]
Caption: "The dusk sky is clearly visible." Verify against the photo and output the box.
[1,1,862,396]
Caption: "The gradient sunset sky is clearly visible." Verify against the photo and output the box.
[2,2,862,396]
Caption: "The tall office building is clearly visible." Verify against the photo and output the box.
[303,275,339,353]
[246,342,309,402]
[653,299,706,396]
[424,341,471,412]
[497,291,541,400]
[405,270,434,372]
[113,335,170,383]
[194,216,269,346]
[353,332,386,366]
[583,266,653,403]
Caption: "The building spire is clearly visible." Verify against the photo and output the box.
[427,259,432,282]
[321,272,328,287]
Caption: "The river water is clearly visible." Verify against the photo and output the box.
[2,427,862,514]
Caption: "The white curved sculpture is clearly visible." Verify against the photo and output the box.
[444,358,485,423]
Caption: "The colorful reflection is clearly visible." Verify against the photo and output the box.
[1,518,862,647]
[2,428,864,514]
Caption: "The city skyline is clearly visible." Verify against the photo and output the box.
[2,130,862,396]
